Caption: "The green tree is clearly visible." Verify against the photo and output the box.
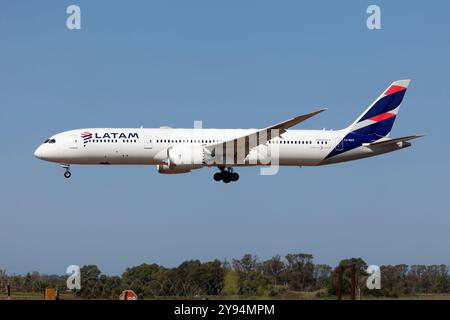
[262,255,285,286]
[313,264,332,291]
[76,265,102,299]
[380,264,409,297]
[232,254,272,296]
[99,275,122,298]
[283,253,314,291]
[222,269,239,296]
[122,263,162,297]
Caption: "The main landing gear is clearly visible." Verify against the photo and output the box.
[213,167,239,183]
[61,164,71,179]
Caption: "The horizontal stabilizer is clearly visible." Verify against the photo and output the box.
[365,134,424,147]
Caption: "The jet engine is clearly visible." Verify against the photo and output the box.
[157,145,205,174]
[157,164,192,174]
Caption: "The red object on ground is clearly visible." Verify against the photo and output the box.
[119,290,138,300]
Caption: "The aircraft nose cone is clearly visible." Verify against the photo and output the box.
[34,145,43,159]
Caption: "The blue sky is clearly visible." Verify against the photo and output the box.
[0,1,449,275]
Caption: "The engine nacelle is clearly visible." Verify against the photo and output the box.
[167,145,204,168]
[157,164,192,174]
[157,145,205,174]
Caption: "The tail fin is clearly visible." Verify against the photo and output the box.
[347,80,410,137]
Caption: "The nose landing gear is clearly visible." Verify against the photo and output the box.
[61,164,71,179]
[213,167,239,183]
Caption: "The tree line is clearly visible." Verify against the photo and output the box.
[1,254,449,299]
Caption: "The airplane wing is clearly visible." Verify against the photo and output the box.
[204,108,327,164]
[364,134,425,147]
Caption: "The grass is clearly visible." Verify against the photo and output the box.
[0,291,75,300]
[1,291,450,300]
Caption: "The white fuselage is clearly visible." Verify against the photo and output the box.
[34,127,406,168]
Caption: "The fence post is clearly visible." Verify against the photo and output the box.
[350,264,356,300]
[337,266,344,300]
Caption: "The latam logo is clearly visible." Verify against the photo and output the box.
[94,132,139,139]
[81,131,92,144]
[81,131,139,144]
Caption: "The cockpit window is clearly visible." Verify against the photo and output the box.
[48,139,56,144]
[44,139,50,143]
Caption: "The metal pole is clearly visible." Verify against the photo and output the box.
[350,264,356,300]
[337,266,343,300]
[7,284,11,300]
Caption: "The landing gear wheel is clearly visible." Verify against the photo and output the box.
[64,171,71,179]
[222,175,232,183]
[214,167,239,183]
[220,171,231,183]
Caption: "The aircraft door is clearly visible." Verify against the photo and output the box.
[69,135,79,149]
[143,135,153,149]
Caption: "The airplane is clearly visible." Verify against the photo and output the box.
[34,80,423,183]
